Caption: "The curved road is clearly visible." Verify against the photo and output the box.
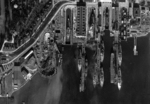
[2,1,72,65]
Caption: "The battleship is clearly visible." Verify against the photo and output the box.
[110,34,122,90]
[77,45,87,92]
[0,0,149,102]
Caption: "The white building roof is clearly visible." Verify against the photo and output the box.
[100,0,112,2]
[44,33,50,42]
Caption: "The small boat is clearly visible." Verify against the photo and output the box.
[100,53,104,63]
[78,59,82,72]
[93,72,98,88]
[117,69,122,90]
[117,81,121,90]
[133,45,138,55]
[99,68,104,87]
[118,45,122,66]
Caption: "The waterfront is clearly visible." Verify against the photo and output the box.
[0,31,150,104]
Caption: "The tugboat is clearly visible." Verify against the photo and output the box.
[133,35,138,55]
[117,67,122,90]
[99,67,104,87]
[66,17,71,44]
[118,44,122,66]
[77,47,83,72]
[78,58,82,72]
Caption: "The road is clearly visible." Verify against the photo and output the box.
[2,0,71,65]
[0,1,150,104]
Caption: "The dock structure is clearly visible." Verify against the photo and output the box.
[0,0,149,97]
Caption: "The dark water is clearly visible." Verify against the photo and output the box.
[58,31,150,104]
[58,32,150,104]
[50,31,150,104]
[0,31,150,104]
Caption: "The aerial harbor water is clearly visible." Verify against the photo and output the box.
[0,0,150,104]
